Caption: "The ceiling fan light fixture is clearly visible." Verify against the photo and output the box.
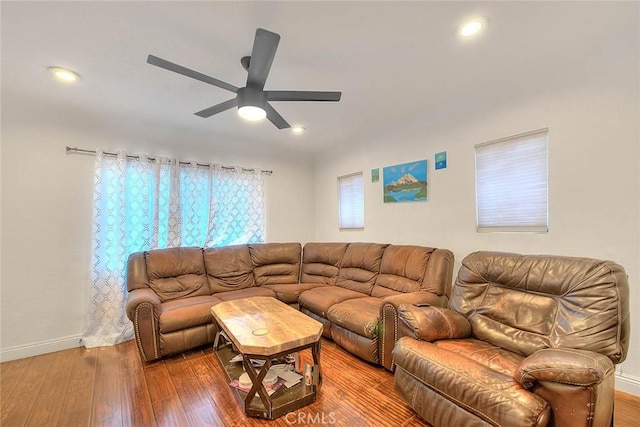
[238,105,267,121]
[237,86,267,121]
[291,126,305,134]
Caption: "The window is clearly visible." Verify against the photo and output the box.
[338,172,364,230]
[475,128,548,232]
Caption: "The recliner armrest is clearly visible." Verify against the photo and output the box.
[397,304,471,342]
[515,348,614,389]
[378,292,448,371]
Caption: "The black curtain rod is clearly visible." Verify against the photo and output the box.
[65,146,273,175]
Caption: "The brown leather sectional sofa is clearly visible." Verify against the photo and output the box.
[125,241,454,369]
[392,251,630,427]
[127,245,630,426]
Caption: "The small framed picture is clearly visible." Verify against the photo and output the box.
[435,151,447,170]
[371,168,380,183]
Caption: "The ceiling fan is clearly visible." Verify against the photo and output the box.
[147,28,342,129]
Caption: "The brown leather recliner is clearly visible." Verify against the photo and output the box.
[393,251,630,427]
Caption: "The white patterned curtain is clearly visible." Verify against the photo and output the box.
[207,167,265,246]
[82,151,266,347]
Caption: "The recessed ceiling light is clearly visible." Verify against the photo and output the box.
[291,126,305,135]
[48,67,79,82]
[459,17,487,38]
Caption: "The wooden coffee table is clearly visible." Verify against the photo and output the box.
[211,296,323,419]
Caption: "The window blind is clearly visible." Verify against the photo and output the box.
[475,129,549,232]
[338,172,364,230]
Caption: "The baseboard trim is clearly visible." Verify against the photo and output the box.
[0,334,82,362]
[616,372,640,396]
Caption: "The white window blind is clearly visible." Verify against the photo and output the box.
[475,129,549,232]
[338,172,364,230]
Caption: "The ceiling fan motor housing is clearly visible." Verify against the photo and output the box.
[237,86,267,110]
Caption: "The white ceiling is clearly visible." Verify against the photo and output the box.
[2,1,636,158]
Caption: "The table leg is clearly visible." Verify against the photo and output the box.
[312,340,322,387]
[242,355,273,417]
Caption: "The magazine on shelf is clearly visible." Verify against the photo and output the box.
[229,377,287,396]
[229,352,301,372]
[228,364,304,394]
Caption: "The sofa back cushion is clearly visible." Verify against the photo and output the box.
[249,242,301,286]
[144,247,208,302]
[126,251,149,291]
[204,245,255,293]
[451,251,630,363]
[422,248,455,295]
[336,242,387,294]
[301,242,348,285]
[371,245,434,297]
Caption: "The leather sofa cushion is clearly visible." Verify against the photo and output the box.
[394,367,493,427]
[249,242,301,286]
[331,325,379,364]
[327,297,383,339]
[372,245,433,297]
[393,337,550,427]
[422,249,454,295]
[159,295,221,333]
[262,283,329,304]
[204,245,255,293]
[336,242,387,294]
[160,323,217,357]
[298,286,366,317]
[126,252,148,291]
[435,338,525,378]
[145,247,209,302]
[215,287,276,301]
[452,251,630,362]
[301,242,348,285]
[301,308,332,338]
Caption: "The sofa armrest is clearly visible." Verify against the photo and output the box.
[378,292,452,371]
[515,348,614,389]
[515,348,616,426]
[125,288,161,320]
[397,304,471,342]
[125,288,162,362]
[382,291,448,309]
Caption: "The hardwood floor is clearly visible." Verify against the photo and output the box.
[1,339,639,426]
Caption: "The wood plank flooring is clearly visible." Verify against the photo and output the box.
[1,339,639,426]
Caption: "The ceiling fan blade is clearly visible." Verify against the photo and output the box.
[264,103,290,129]
[194,98,238,118]
[147,55,238,93]
[246,29,280,89]
[266,91,342,102]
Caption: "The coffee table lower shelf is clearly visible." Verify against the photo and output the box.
[214,344,319,419]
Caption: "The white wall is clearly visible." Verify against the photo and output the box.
[313,35,640,392]
[0,99,316,360]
